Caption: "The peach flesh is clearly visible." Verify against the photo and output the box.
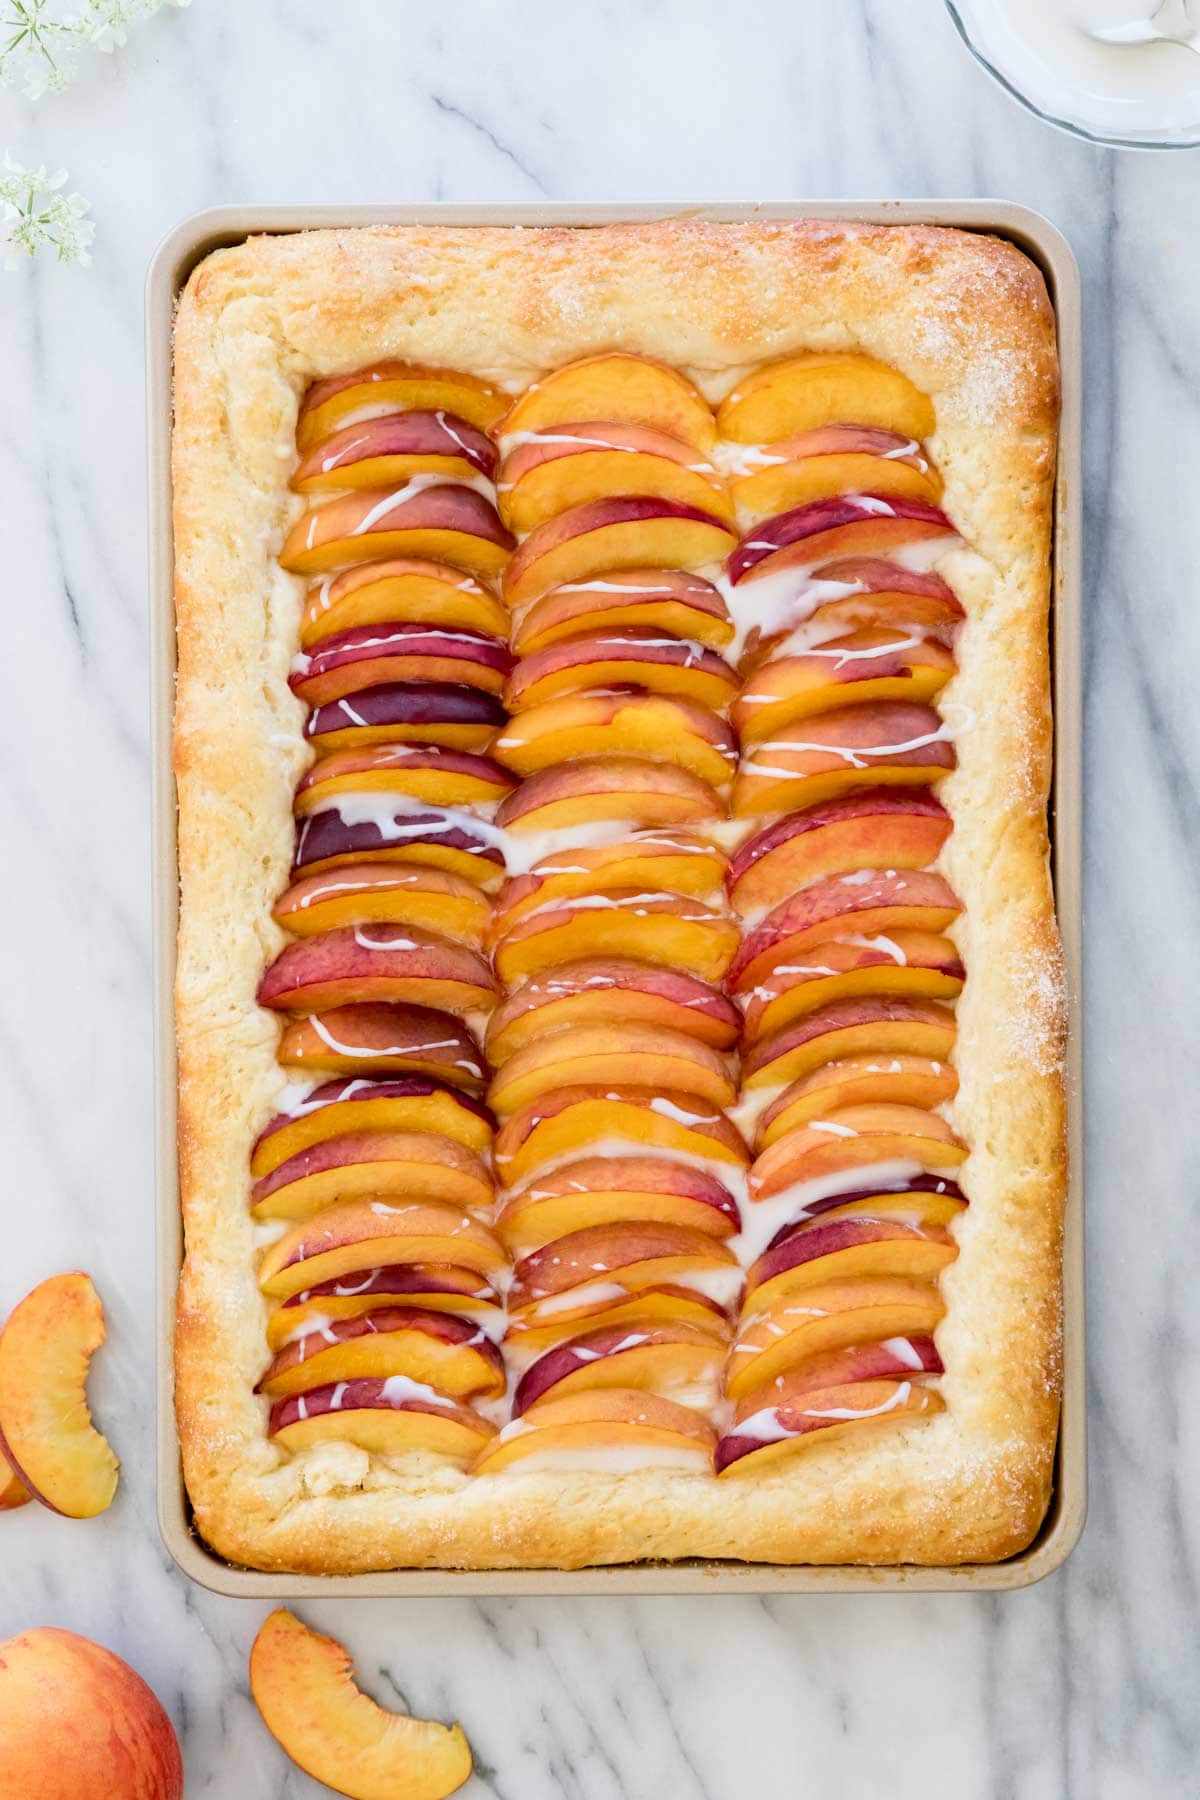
[292,409,497,491]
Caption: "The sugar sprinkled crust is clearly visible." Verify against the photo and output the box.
[172,220,1064,1572]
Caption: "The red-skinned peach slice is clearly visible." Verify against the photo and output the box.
[290,623,512,705]
[252,1078,494,1176]
[497,762,723,847]
[741,931,964,1042]
[274,863,491,947]
[727,788,951,915]
[494,1086,749,1188]
[726,1274,947,1398]
[277,1003,485,1089]
[298,360,507,448]
[495,1156,741,1252]
[730,869,962,991]
[732,701,955,816]
[717,352,935,445]
[302,560,508,649]
[473,1387,715,1475]
[492,889,738,987]
[269,1378,496,1462]
[280,484,514,578]
[0,1273,119,1518]
[740,998,958,1090]
[490,833,727,939]
[513,1320,727,1414]
[501,354,716,453]
[292,410,497,493]
[512,568,733,653]
[292,803,504,890]
[730,425,942,520]
[773,1184,967,1234]
[509,1221,739,1314]
[256,1305,505,1401]
[485,959,741,1063]
[487,1022,736,1116]
[249,1131,493,1222]
[729,496,954,589]
[250,1608,472,1799]
[258,924,497,1018]
[745,1218,957,1310]
[505,627,739,712]
[0,1445,29,1508]
[733,630,955,743]
[499,421,732,532]
[266,1267,501,1353]
[305,683,506,754]
[257,1200,508,1302]
[738,557,965,666]
[493,692,736,788]
[748,1106,966,1201]
[505,497,736,606]
[756,1055,959,1147]
[716,1377,942,1474]
[743,1336,943,1410]
[503,1287,729,1357]
[295,746,514,817]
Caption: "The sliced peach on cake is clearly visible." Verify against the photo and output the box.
[716,1377,942,1475]
[277,1002,485,1089]
[499,420,732,533]
[741,931,964,1043]
[752,1337,943,1407]
[732,701,955,816]
[297,361,507,451]
[280,485,514,579]
[729,869,962,992]
[497,759,723,848]
[302,560,508,649]
[492,890,738,987]
[257,1199,508,1303]
[491,833,727,938]
[726,1274,947,1398]
[249,1131,493,1223]
[768,1177,968,1235]
[258,925,496,1019]
[727,789,951,915]
[265,1266,502,1353]
[295,746,514,817]
[473,1388,715,1476]
[504,498,736,606]
[494,1085,749,1188]
[733,630,955,743]
[292,409,498,493]
[269,1377,496,1464]
[748,1106,966,1202]
[501,353,716,455]
[738,557,965,666]
[508,1221,740,1325]
[730,425,942,522]
[744,1217,957,1313]
[487,1022,736,1116]
[292,802,504,890]
[252,1077,493,1176]
[496,1155,741,1252]
[485,960,741,1063]
[250,1608,472,1800]
[257,1305,505,1401]
[290,623,512,704]
[505,627,738,712]
[729,496,955,590]
[757,1055,958,1147]
[513,1320,727,1415]
[274,863,491,948]
[741,998,958,1090]
[717,352,935,445]
[0,1273,119,1519]
[305,683,505,754]
[493,693,736,789]
[512,569,732,654]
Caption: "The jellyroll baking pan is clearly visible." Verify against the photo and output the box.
[148,202,1084,1596]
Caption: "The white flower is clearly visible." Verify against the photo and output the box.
[0,156,94,266]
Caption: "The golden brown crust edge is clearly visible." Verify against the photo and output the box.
[171,220,1065,1573]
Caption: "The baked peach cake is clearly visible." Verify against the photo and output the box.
[172,220,1066,1572]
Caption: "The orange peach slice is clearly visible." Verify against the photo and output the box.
[295,746,513,816]
[741,931,964,1043]
[745,1218,957,1311]
[274,863,491,948]
[756,1055,959,1147]
[502,1289,729,1358]
[257,1200,508,1302]
[304,683,506,755]
[269,1380,496,1465]
[716,1378,942,1474]
[717,352,935,445]
[787,1185,967,1233]
[259,925,496,1019]
[265,1268,502,1354]
[487,1022,736,1116]
[737,558,964,667]
[302,560,508,649]
[0,1445,29,1509]
[494,1086,749,1188]
[513,1321,728,1413]
[749,1106,967,1201]
[505,627,739,713]
[297,360,507,449]
[501,354,716,454]
[251,1078,493,1176]
[493,692,736,789]
[512,568,732,654]
[0,1273,118,1518]
[290,623,512,705]
[740,1337,943,1412]
[473,1387,715,1475]
[498,762,723,848]
[741,998,958,1090]
[730,425,942,521]
[496,1156,741,1251]
[504,497,736,605]
[491,834,727,939]
[485,959,740,1063]
[727,788,952,915]
[733,630,955,743]
[508,1221,739,1316]
[732,701,955,816]
[726,1274,947,1399]
[251,1608,472,1799]
[292,410,497,494]
[499,421,732,532]
[729,496,954,589]
[729,869,962,991]
[291,804,504,891]
[492,890,738,987]
[249,1131,493,1222]
[280,484,513,579]
[278,1003,485,1088]
[257,1306,505,1402]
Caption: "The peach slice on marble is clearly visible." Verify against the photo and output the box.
[497,761,723,852]
[716,1377,942,1475]
[756,1055,959,1148]
[486,1021,737,1116]
[265,1267,502,1353]
[493,692,737,789]
[297,360,507,449]
[305,683,506,755]
[274,863,492,948]
[512,569,733,654]
[512,1320,728,1415]
[726,1274,947,1399]
[729,869,962,992]
[740,998,958,1090]
[727,788,952,916]
[748,1106,967,1202]
[256,1305,505,1402]
[716,352,935,445]
[251,1078,494,1177]
[0,1273,119,1519]
[294,746,514,817]
[733,630,955,744]
[258,924,497,1019]
[730,425,942,521]
[250,1608,472,1800]
[738,557,965,667]
[257,1200,508,1303]
[501,353,717,454]
[302,560,508,650]
[485,959,741,1063]
[473,1387,716,1476]
[495,1155,741,1252]
[741,931,964,1043]
[729,496,955,589]
[504,497,736,606]
[492,889,739,987]
[292,803,504,890]
[499,420,733,533]
[277,1002,485,1090]
[505,627,739,712]
[732,700,955,816]
[745,1218,957,1312]
[249,1131,493,1223]
[290,623,512,705]
[292,410,498,493]
[280,484,514,579]
[269,1378,496,1463]
[490,833,727,939]
[0,1445,29,1509]
[494,1085,749,1189]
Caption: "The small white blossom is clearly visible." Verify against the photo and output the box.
[0,0,189,98]
[0,155,94,267]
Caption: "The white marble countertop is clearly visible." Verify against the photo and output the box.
[1,1,1196,1793]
